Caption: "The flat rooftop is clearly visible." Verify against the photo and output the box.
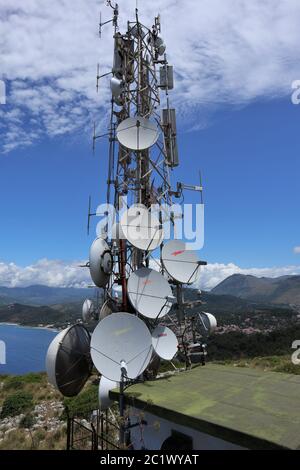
[110,364,300,449]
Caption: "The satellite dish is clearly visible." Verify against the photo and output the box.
[120,205,163,251]
[91,312,153,382]
[99,298,119,321]
[158,43,166,55]
[89,237,113,288]
[162,240,200,284]
[99,376,117,411]
[111,221,124,241]
[116,116,159,151]
[155,37,166,56]
[127,267,172,319]
[196,312,217,337]
[82,299,94,322]
[130,24,146,39]
[110,77,124,98]
[46,324,92,397]
[152,325,178,360]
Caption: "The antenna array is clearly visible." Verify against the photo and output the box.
[46,3,217,448]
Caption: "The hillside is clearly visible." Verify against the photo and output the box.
[0,303,81,327]
[0,285,91,307]
[211,274,300,306]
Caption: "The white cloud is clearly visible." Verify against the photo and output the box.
[1,0,300,152]
[197,262,300,290]
[0,259,91,288]
[294,246,300,254]
[0,258,299,290]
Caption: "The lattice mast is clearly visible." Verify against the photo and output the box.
[95,3,178,304]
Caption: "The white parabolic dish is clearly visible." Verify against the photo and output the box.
[116,116,159,151]
[197,312,217,336]
[120,205,163,251]
[162,239,200,284]
[82,299,93,322]
[152,325,178,360]
[99,298,118,321]
[127,267,172,319]
[99,376,117,411]
[46,324,91,397]
[89,237,112,288]
[90,312,153,382]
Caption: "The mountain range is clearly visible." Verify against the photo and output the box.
[0,285,91,306]
[0,273,299,327]
[1,275,300,308]
[211,274,300,306]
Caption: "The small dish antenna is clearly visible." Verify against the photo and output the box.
[154,36,166,56]
[162,240,201,284]
[116,116,159,151]
[89,237,113,288]
[82,299,94,322]
[90,312,153,381]
[99,376,117,411]
[152,324,178,360]
[46,325,92,397]
[111,221,125,241]
[99,298,119,321]
[120,205,163,251]
[196,312,217,337]
[127,267,173,319]
[110,77,124,98]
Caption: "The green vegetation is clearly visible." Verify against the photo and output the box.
[214,355,300,375]
[19,412,35,429]
[63,383,98,419]
[208,325,300,360]
[0,391,34,418]
[3,372,43,392]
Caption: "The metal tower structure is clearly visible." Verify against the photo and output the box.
[46,2,218,450]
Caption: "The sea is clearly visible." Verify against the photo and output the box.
[0,323,58,375]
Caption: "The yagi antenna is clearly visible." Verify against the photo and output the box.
[87,195,97,235]
[199,170,204,204]
[92,123,111,155]
[155,14,161,33]
[171,171,204,200]
[96,64,100,92]
[99,2,119,38]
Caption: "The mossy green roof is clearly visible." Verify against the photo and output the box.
[110,364,300,449]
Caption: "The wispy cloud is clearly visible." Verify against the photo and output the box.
[0,258,299,290]
[1,0,300,152]
[294,246,300,254]
[0,259,91,288]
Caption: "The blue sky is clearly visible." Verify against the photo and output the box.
[1,97,299,266]
[0,0,300,288]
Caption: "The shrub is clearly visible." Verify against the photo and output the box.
[0,391,34,418]
[3,372,44,392]
[63,384,98,419]
[19,413,35,429]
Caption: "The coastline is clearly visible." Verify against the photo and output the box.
[0,322,59,332]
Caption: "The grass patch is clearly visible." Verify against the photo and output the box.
[212,355,300,375]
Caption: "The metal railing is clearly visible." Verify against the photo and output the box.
[66,408,120,450]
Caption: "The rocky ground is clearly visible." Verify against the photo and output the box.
[0,400,65,448]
